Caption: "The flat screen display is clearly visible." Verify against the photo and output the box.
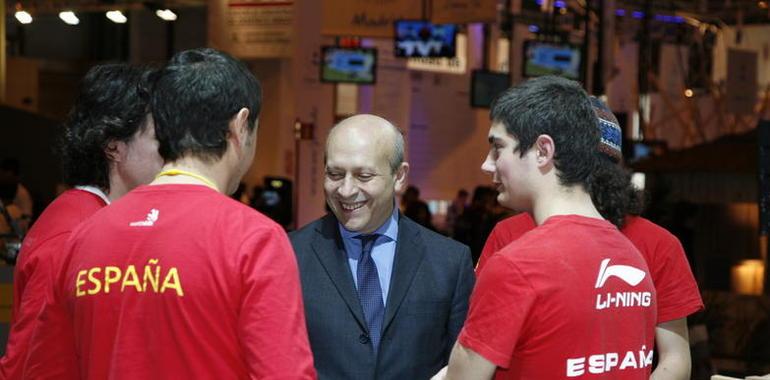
[320,46,377,84]
[523,40,582,80]
[471,70,511,108]
[627,140,667,163]
[394,20,457,58]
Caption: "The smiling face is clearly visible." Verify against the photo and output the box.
[324,118,407,234]
[480,121,537,211]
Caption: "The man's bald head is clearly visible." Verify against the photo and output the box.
[326,114,405,173]
[323,114,409,233]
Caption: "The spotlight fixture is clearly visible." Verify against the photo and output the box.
[155,9,177,21]
[684,89,694,98]
[59,11,80,25]
[106,10,128,23]
[15,10,32,24]
[14,3,32,24]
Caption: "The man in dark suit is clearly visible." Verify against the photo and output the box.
[290,114,475,380]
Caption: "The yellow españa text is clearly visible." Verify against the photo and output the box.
[75,259,184,297]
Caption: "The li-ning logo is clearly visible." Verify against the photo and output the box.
[595,259,646,288]
[594,259,652,310]
[129,209,159,227]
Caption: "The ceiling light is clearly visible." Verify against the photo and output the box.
[59,11,79,25]
[15,3,32,24]
[15,10,32,24]
[684,89,694,98]
[155,9,177,21]
[106,10,127,23]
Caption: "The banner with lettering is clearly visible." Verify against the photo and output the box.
[208,0,294,58]
[430,0,497,24]
[322,0,423,38]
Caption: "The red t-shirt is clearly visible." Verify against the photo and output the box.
[24,184,316,379]
[478,213,704,323]
[1,189,107,380]
[460,215,657,379]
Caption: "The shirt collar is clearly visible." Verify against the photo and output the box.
[75,185,111,205]
[338,203,399,242]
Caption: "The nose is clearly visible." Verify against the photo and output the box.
[336,175,358,198]
[481,153,496,176]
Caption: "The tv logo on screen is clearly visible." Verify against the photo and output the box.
[397,40,445,57]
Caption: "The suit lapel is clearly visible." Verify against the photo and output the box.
[382,216,426,333]
[311,214,368,330]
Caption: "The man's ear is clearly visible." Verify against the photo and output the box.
[393,162,410,193]
[229,108,251,146]
[105,140,127,164]
[534,134,555,168]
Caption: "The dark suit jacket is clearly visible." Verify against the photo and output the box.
[290,213,475,380]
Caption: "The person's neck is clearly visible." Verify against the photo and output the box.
[151,158,229,194]
[106,179,127,203]
[531,184,603,225]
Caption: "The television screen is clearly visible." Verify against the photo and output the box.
[320,46,377,84]
[471,70,511,108]
[627,140,667,163]
[523,40,582,80]
[394,20,457,58]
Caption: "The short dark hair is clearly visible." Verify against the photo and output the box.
[490,76,600,188]
[59,63,152,189]
[150,48,262,162]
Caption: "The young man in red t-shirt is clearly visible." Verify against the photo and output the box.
[438,76,657,379]
[24,49,316,379]
[0,64,163,380]
[475,97,703,380]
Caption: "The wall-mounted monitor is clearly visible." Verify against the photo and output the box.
[522,40,582,81]
[394,20,457,58]
[627,140,668,163]
[471,70,511,108]
[320,46,377,85]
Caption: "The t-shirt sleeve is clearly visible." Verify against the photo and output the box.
[459,255,536,368]
[23,236,79,380]
[237,224,316,379]
[2,234,66,378]
[651,234,704,323]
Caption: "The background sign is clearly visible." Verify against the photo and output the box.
[322,0,422,38]
[407,34,467,74]
[430,0,497,24]
[209,0,294,58]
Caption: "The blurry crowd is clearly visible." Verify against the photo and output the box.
[400,185,513,265]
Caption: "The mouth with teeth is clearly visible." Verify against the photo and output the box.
[340,201,366,212]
